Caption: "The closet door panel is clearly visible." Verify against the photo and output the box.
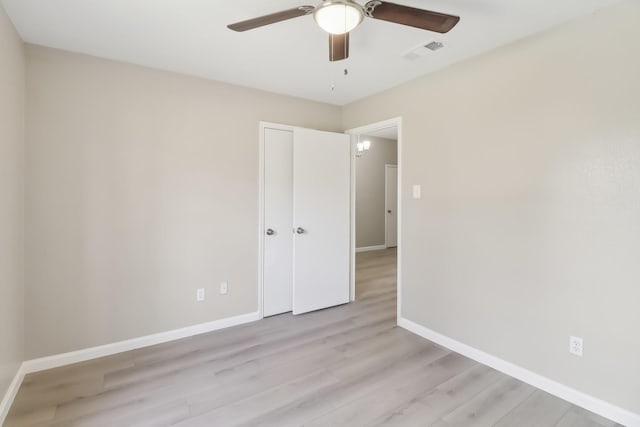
[292,127,350,315]
[263,128,294,316]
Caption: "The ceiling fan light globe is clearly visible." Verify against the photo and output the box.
[313,1,364,35]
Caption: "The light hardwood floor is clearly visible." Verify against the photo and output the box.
[5,248,621,426]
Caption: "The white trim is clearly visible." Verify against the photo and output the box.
[2,312,259,422]
[397,119,402,322]
[349,135,357,301]
[22,311,260,374]
[0,363,25,425]
[398,317,640,427]
[355,245,387,253]
[384,163,398,249]
[345,117,402,321]
[258,122,265,319]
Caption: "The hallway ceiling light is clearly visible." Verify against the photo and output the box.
[356,138,371,157]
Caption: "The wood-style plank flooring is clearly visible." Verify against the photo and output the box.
[5,248,621,426]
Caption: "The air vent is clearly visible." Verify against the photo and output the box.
[424,41,444,51]
[402,40,444,60]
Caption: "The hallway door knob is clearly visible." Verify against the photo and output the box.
[296,227,305,234]
[266,228,275,236]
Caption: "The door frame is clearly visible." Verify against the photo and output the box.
[345,117,402,323]
[258,121,295,320]
[385,163,398,249]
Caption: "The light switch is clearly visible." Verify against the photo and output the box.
[413,185,422,199]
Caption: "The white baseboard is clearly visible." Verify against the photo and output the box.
[356,245,387,253]
[398,317,640,427]
[1,312,259,423]
[22,311,260,374]
[0,363,25,425]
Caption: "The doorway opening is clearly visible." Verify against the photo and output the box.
[346,118,401,323]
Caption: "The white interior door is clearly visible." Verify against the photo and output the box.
[385,164,398,248]
[293,127,350,315]
[263,128,294,316]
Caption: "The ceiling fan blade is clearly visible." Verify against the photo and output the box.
[228,6,314,32]
[329,33,350,62]
[364,1,460,33]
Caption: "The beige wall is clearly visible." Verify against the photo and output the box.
[343,0,640,415]
[0,4,25,398]
[14,0,640,416]
[25,46,342,358]
[356,136,397,248]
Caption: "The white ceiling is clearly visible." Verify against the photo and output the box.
[2,0,621,105]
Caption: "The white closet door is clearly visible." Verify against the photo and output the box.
[263,128,293,316]
[293,127,350,315]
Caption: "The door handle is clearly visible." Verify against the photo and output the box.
[387,210,392,213]
[296,227,305,234]
[266,228,275,236]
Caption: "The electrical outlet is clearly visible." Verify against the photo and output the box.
[569,336,583,357]
[196,288,205,302]
[219,281,228,295]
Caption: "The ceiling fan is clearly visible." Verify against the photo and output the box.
[227,0,460,62]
